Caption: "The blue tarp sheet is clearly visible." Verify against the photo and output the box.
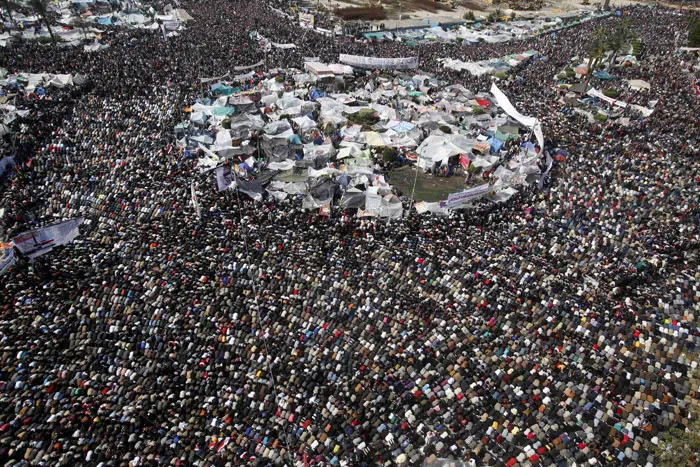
[391,121,415,133]
[489,138,503,153]
[593,71,616,80]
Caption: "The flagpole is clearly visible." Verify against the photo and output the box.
[408,164,419,215]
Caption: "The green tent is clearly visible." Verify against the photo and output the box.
[212,107,236,116]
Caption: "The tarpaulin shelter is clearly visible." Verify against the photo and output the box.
[593,71,616,80]
[304,62,335,80]
[416,134,476,170]
[569,82,590,95]
[628,79,650,92]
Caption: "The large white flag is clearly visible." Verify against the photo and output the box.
[13,218,83,259]
[191,181,202,219]
[490,83,544,151]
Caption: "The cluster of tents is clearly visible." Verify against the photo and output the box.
[0,70,85,137]
[178,66,549,219]
[366,10,611,45]
[555,57,656,122]
[0,0,191,47]
[442,50,539,77]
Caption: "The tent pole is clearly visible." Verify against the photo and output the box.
[408,164,419,215]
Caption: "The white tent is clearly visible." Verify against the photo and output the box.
[628,79,650,92]
[416,134,475,169]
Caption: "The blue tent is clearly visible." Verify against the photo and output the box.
[310,89,325,101]
[593,71,616,80]
[489,138,503,153]
[521,142,536,152]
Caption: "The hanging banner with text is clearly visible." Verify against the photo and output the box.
[441,184,492,209]
[339,54,419,70]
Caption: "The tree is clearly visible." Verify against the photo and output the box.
[654,352,700,466]
[28,0,56,43]
[690,19,700,48]
[606,18,635,70]
[0,0,20,28]
[586,27,608,83]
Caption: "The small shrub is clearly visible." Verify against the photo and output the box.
[602,89,618,98]
[382,147,398,163]
[472,106,485,115]
[594,113,608,123]
[494,72,508,79]
[347,108,379,125]
[275,76,285,83]
[557,72,567,80]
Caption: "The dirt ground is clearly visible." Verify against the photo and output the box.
[323,0,649,29]
[388,165,471,202]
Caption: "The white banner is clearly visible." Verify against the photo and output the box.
[490,83,544,151]
[270,7,292,19]
[271,42,296,49]
[200,73,231,83]
[233,60,265,71]
[13,218,83,259]
[442,184,492,208]
[191,181,202,219]
[303,57,320,62]
[339,54,419,70]
[586,87,627,108]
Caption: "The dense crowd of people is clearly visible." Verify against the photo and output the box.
[0,1,698,466]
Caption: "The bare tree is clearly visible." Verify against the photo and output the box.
[72,17,90,41]
[0,0,20,28]
[28,0,56,42]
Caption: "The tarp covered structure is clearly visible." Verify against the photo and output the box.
[339,54,418,70]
